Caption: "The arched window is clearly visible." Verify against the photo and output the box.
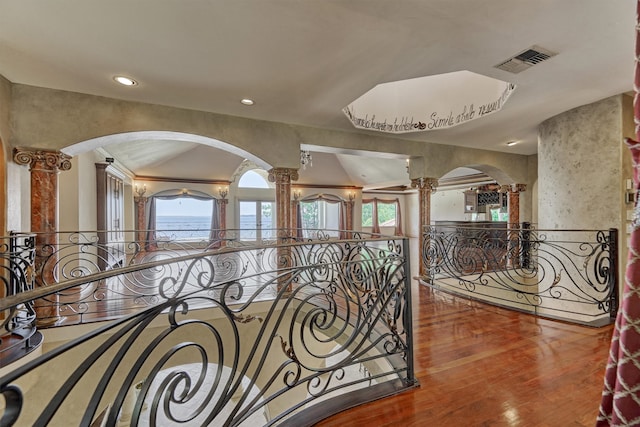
[238,170,270,188]
[236,169,275,241]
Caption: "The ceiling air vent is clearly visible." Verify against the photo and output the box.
[495,45,557,74]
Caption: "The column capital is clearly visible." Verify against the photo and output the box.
[411,177,438,192]
[268,167,299,183]
[218,198,229,205]
[134,196,148,204]
[13,147,72,172]
[509,183,527,193]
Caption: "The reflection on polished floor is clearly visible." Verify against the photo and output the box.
[316,284,614,427]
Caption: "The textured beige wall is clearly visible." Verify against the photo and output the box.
[431,189,470,222]
[58,151,102,232]
[620,94,635,283]
[539,95,623,230]
[5,161,28,231]
[6,81,537,235]
[0,75,11,233]
[9,84,531,185]
[0,74,11,145]
[422,143,529,184]
[527,154,538,224]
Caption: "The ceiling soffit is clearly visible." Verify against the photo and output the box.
[343,71,516,134]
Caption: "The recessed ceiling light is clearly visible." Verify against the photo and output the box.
[113,75,138,86]
[240,98,254,106]
[506,140,519,147]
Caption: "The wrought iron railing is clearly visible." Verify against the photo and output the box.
[25,229,378,326]
[0,233,41,367]
[424,223,618,326]
[0,232,416,426]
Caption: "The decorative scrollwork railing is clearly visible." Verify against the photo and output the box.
[24,229,377,326]
[0,233,41,367]
[0,234,416,426]
[424,224,618,326]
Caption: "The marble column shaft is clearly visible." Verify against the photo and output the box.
[268,168,299,292]
[14,147,72,325]
[507,184,526,267]
[219,198,228,247]
[345,199,355,239]
[508,184,526,226]
[134,196,148,251]
[411,178,438,278]
[290,200,298,230]
[268,168,299,240]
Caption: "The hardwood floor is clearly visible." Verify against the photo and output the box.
[316,283,615,427]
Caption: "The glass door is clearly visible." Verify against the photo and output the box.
[239,200,275,242]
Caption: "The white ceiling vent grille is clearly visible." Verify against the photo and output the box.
[495,45,557,74]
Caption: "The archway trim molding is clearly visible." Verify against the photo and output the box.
[61,131,272,170]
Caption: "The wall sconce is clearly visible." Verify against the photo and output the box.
[348,192,355,201]
[181,188,188,195]
[293,190,301,200]
[218,186,229,199]
[135,183,147,197]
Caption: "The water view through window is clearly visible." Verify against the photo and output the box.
[239,201,274,240]
[156,197,213,239]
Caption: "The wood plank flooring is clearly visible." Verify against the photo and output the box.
[316,283,614,427]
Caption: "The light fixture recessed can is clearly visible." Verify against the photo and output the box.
[240,98,254,106]
[113,75,138,86]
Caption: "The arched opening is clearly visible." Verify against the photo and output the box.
[234,165,275,242]
[433,166,516,224]
[54,131,273,238]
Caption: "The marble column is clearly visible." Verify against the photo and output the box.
[291,190,300,235]
[411,177,438,279]
[344,195,355,239]
[134,196,147,252]
[268,168,299,240]
[268,168,299,292]
[14,147,72,326]
[507,184,526,267]
[508,184,526,226]
[219,197,228,247]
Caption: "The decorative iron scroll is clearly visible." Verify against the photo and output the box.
[0,234,415,426]
[0,233,39,367]
[25,229,392,326]
[424,224,617,325]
